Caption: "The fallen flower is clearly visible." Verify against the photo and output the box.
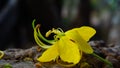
[32,19,113,67]
[32,20,96,65]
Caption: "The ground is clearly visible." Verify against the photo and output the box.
[0,40,120,68]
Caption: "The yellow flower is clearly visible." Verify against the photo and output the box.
[37,26,96,65]
[32,20,113,67]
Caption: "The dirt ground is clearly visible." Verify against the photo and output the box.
[0,40,120,68]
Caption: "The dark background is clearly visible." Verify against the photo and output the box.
[0,0,119,50]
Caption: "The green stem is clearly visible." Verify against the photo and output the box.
[32,19,55,44]
[92,53,113,68]
[32,19,36,29]
[34,28,51,49]
[37,28,55,44]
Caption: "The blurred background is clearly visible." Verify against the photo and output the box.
[0,0,120,50]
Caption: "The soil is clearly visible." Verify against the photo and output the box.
[0,40,120,68]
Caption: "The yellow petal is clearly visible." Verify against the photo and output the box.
[37,42,59,62]
[66,26,96,41]
[75,34,93,54]
[65,29,93,54]
[58,36,81,64]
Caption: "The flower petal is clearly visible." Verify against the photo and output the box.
[58,36,81,64]
[66,26,96,41]
[37,42,59,62]
[65,28,94,54]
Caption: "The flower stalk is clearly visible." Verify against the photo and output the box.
[92,53,113,68]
